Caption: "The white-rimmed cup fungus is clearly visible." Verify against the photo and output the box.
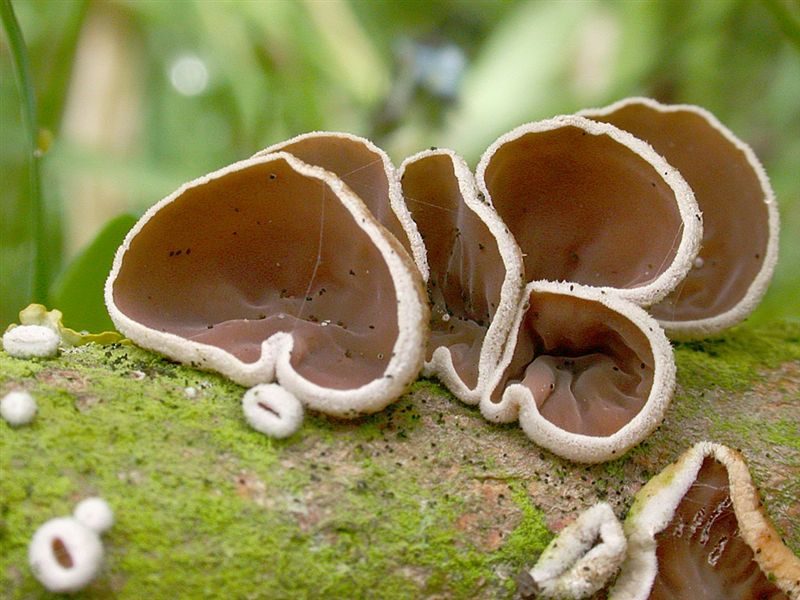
[475,115,702,308]
[518,502,627,599]
[480,281,675,464]
[398,148,525,405]
[611,442,800,599]
[106,151,428,418]
[28,517,104,593]
[1,390,37,426]
[73,497,114,535]
[580,97,780,338]
[2,324,60,358]
[242,383,304,439]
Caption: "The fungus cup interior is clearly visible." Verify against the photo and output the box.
[259,134,415,258]
[483,125,683,292]
[111,157,398,389]
[650,457,788,600]
[587,102,772,322]
[492,290,655,437]
[401,153,508,388]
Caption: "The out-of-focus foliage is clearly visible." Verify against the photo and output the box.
[1,0,798,329]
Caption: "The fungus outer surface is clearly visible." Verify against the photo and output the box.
[612,442,800,599]
[2,324,60,358]
[106,152,428,417]
[28,517,104,593]
[481,281,675,463]
[242,383,304,439]
[522,502,626,599]
[476,115,701,307]
[73,497,114,535]
[399,148,524,403]
[1,390,37,426]
[581,97,779,337]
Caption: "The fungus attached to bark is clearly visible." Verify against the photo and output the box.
[519,502,627,599]
[581,98,779,337]
[28,517,104,593]
[480,281,674,463]
[242,383,304,439]
[398,148,524,403]
[106,152,428,418]
[2,324,60,358]
[476,115,701,307]
[1,390,37,426]
[611,442,800,599]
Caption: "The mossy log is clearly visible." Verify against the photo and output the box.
[1,321,798,599]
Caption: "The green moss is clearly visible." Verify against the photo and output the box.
[673,321,800,392]
[0,344,551,598]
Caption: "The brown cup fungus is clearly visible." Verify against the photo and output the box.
[399,148,525,404]
[480,281,675,464]
[476,115,702,308]
[106,151,428,417]
[611,442,800,599]
[581,98,780,338]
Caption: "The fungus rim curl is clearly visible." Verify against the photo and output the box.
[105,151,429,418]
[611,441,800,599]
[254,130,430,281]
[480,280,675,464]
[521,502,627,599]
[475,114,702,307]
[579,97,780,338]
[398,147,526,405]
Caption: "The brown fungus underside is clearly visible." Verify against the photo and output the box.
[111,157,398,390]
[483,125,684,294]
[400,153,508,389]
[586,101,772,324]
[650,457,788,600]
[492,290,655,437]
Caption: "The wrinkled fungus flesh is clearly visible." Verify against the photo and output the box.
[612,443,800,600]
[582,98,779,336]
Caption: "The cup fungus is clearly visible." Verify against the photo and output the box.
[480,281,675,464]
[253,131,429,280]
[518,502,627,599]
[611,442,800,599]
[106,151,428,418]
[2,324,61,358]
[580,97,780,337]
[1,390,37,426]
[398,148,525,404]
[242,383,304,439]
[28,517,104,593]
[476,115,701,307]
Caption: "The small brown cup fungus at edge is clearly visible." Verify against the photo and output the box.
[610,442,800,600]
[480,281,675,464]
[106,151,428,418]
[398,148,525,404]
[475,115,702,308]
[580,97,780,338]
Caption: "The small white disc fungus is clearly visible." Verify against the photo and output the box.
[73,497,114,534]
[242,384,304,439]
[2,325,60,358]
[1,390,37,426]
[28,517,104,593]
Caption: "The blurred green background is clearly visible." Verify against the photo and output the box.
[2,0,798,332]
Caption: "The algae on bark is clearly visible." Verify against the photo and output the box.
[1,322,798,598]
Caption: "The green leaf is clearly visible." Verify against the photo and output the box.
[50,213,137,333]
